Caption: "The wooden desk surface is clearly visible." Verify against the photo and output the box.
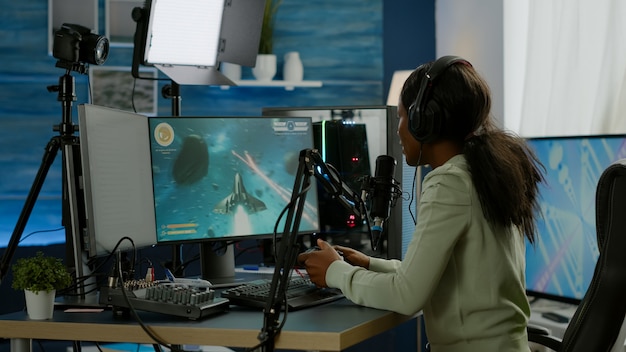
[0,299,413,351]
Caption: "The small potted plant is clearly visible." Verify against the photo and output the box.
[252,0,283,81]
[12,251,72,320]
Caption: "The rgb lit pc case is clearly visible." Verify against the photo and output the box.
[262,106,412,260]
[312,120,371,245]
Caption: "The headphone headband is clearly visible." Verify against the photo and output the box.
[408,55,472,142]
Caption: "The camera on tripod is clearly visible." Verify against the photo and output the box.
[53,23,109,72]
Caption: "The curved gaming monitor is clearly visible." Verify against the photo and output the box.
[149,116,320,282]
[525,134,626,304]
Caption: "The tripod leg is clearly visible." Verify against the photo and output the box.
[0,137,61,283]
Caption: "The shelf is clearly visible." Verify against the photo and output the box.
[220,80,323,91]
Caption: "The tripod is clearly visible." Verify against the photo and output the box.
[0,61,89,297]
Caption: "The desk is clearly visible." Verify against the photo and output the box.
[0,299,413,352]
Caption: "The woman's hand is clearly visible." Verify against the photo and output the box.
[333,244,370,269]
[297,239,341,287]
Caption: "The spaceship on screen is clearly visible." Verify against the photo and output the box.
[213,173,267,214]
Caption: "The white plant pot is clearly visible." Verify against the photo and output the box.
[252,54,277,81]
[283,51,304,82]
[24,289,55,320]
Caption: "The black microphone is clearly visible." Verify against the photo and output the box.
[369,155,397,251]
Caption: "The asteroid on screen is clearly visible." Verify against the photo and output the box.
[172,134,209,185]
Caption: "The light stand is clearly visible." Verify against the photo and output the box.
[0,61,88,297]
[131,3,187,277]
[162,80,182,116]
[161,80,186,276]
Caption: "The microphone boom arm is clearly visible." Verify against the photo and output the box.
[307,149,366,219]
[258,148,366,351]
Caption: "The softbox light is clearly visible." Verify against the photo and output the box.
[142,0,265,85]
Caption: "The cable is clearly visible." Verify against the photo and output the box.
[61,236,139,296]
[408,146,425,226]
[408,168,418,225]
[18,227,65,244]
[113,238,186,352]
[234,241,262,260]
[271,181,313,262]
[131,78,138,113]
[117,259,176,351]
[87,67,93,104]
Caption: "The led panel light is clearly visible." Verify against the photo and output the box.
[137,0,265,85]
[145,0,224,67]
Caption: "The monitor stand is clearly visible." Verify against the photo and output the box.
[199,241,235,283]
[200,241,280,288]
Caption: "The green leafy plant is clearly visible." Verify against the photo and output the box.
[11,252,72,293]
[258,0,283,54]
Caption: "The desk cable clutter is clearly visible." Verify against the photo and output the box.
[97,149,400,352]
[99,248,229,321]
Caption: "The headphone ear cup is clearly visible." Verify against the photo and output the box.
[407,55,470,143]
[409,100,442,143]
[408,76,430,141]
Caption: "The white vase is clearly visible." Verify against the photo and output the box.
[220,62,242,81]
[252,54,277,81]
[24,289,55,320]
[283,51,303,82]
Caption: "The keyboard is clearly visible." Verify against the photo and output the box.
[220,276,344,310]
[99,283,230,320]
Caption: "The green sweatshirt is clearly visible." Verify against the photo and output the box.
[326,154,530,352]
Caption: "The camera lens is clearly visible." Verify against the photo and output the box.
[93,36,109,65]
[81,34,109,65]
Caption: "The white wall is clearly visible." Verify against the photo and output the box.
[437,1,626,137]
[435,0,504,126]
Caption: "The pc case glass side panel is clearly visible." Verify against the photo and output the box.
[261,106,408,259]
[262,107,389,176]
[149,116,320,244]
[525,134,626,303]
